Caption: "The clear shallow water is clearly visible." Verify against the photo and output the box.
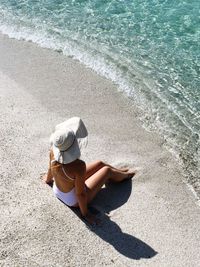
[0,0,199,196]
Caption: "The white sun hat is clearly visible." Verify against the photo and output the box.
[50,117,88,164]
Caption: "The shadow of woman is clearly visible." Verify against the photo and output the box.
[47,179,157,259]
[90,179,133,214]
[71,180,157,260]
[89,213,157,260]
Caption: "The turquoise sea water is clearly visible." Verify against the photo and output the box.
[0,0,199,196]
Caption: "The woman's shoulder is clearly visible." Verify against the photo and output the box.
[74,159,86,170]
[72,159,86,177]
[49,148,55,160]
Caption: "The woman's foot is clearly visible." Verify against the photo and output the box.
[125,170,136,179]
[115,167,137,177]
[113,165,129,172]
[105,169,137,186]
[119,167,129,172]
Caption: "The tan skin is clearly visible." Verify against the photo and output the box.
[42,149,135,225]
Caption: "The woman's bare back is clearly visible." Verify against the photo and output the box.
[49,149,85,193]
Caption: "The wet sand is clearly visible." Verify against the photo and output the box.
[0,33,200,266]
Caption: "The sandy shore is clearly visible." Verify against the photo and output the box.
[0,33,200,266]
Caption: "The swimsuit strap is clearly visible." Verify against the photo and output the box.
[50,158,75,181]
[61,165,75,181]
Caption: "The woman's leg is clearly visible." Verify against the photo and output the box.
[85,166,135,203]
[85,161,105,179]
[85,160,129,180]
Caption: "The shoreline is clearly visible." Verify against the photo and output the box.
[0,28,199,200]
[0,33,200,266]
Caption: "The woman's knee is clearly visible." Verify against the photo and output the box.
[94,160,105,168]
[96,160,103,165]
[101,166,111,176]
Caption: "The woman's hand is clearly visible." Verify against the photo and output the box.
[84,212,101,226]
[40,172,53,185]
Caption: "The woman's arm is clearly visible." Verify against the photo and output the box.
[75,162,99,225]
[75,163,88,216]
[42,151,53,184]
[43,168,53,183]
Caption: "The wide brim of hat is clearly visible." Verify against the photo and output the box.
[50,117,88,163]
[52,137,81,164]
[55,117,88,139]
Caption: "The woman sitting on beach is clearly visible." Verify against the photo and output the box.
[42,117,135,224]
